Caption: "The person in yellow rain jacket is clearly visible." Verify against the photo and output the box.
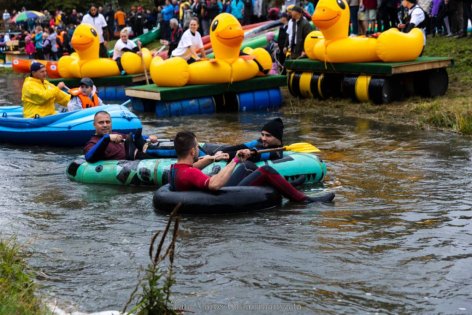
[21,62,70,118]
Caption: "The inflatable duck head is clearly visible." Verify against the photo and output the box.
[210,13,244,63]
[312,0,350,40]
[71,23,100,61]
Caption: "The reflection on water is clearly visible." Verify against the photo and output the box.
[1,72,471,313]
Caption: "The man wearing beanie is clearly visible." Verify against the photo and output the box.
[398,0,427,48]
[205,117,311,187]
[215,118,286,163]
[21,62,70,118]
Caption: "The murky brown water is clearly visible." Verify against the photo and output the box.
[1,72,471,314]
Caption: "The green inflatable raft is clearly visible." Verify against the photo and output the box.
[66,152,327,187]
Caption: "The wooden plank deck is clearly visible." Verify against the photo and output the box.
[49,73,147,86]
[125,75,287,101]
[284,56,453,76]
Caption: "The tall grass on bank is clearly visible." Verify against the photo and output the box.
[418,37,472,134]
[0,237,43,315]
[295,36,472,134]
[123,207,181,315]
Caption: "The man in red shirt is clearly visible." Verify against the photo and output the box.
[169,131,335,203]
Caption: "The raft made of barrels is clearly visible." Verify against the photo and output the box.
[66,152,327,187]
[0,105,142,146]
[285,56,452,104]
[125,75,286,117]
[49,74,149,102]
[153,184,282,214]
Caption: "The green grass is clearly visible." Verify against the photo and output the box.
[291,35,472,134]
[417,36,472,133]
[0,238,44,315]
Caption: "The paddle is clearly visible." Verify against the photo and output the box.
[254,142,320,154]
[138,41,150,85]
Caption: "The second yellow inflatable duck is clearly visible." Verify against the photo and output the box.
[150,13,272,87]
[58,23,151,78]
[305,0,424,63]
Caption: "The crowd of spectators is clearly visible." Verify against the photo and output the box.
[349,0,471,37]
[0,0,470,60]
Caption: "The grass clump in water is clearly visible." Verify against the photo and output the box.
[123,207,181,315]
[0,237,44,315]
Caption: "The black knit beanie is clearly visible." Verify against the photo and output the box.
[261,118,284,142]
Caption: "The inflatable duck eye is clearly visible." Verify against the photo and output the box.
[336,0,346,9]
[211,19,219,32]
[90,28,97,37]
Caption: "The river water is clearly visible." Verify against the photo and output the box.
[1,73,471,314]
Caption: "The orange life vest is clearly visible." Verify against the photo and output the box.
[69,88,100,108]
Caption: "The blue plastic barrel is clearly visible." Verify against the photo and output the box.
[97,86,128,102]
[237,88,282,112]
[131,98,146,112]
[155,97,216,117]
[115,86,126,100]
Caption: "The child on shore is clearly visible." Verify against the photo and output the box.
[25,35,36,59]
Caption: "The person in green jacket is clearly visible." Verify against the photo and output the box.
[21,62,70,118]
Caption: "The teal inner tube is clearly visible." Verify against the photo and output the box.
[66,152,327,187]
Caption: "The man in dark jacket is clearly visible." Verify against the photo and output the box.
[288,6,313,59]
[84,111,157,162]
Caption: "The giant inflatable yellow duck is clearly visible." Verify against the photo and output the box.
[58,23,152,78]
[150,13,272,87]
[305,0,424,62]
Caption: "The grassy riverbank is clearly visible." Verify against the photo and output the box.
[0,238,44,315]
[288,36,472,134]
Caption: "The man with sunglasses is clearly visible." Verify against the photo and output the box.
[67,77,103,112]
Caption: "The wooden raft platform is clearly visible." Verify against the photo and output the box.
[284,56,453,104]
[49,74,147,102]
[50,73,147,87]
[284,56,453,76]
[125,75,287,101]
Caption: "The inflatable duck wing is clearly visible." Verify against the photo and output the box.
[150,13,272,87]
[306,0,424,63]
[58,24,151,78]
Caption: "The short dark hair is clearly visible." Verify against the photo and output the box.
[94,110,110,120]
[174,131,197,158]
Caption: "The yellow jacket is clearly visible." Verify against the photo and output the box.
[21,77,71,118]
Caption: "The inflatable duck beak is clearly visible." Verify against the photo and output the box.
[215,24,244,47]
[312,6,342,29]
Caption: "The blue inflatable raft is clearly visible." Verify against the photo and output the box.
[0,105,142,146]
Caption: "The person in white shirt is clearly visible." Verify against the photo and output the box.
[398,0,426,48]
[113,28,142,74]
[82,4,109,58]
[170,17,206,63]
[3,10,10,32]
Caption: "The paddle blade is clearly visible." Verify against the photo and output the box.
[284,142,321,153]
